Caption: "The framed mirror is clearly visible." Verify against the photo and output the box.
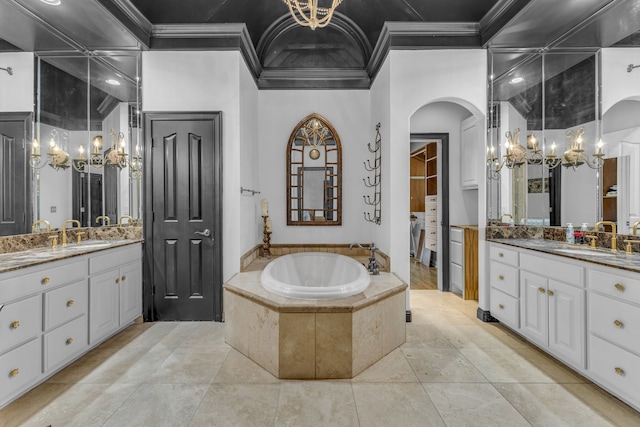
[287,113,342,225]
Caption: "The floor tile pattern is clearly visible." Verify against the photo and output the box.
[1,290,639,426]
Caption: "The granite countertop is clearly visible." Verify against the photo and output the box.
[490,238,640,274]
[452,225,478,230]
[0,239,143,275]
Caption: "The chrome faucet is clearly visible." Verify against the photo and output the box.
[95,215,111,226]
[595,221,617,251]
[350,242,380,275]
[62,219,81,246]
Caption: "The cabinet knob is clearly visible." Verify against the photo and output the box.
[547,290,555,296]
[498,253,504,257]
[498,304,504,309]
[538,287,545,294]
[66,338,74,345]
[66,300,74,307]
[41,277,50,285]
[121,275,127,281]
[614,283,625,292]
[615,367,625,376]
[115,278,121,284]
[10,320,20,329]
[498,275,504,280]
[9,368,19,378]
[614,320,624,328]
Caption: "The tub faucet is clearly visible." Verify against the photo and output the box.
[349,242,380,275]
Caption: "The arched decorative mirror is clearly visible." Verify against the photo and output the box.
[287,113,342,225]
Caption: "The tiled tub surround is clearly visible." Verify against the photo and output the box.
[224,272,406,379]
[0,226,143,255]
[240,243,390,272]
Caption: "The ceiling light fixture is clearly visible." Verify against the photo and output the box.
[105,79,120,86]
[40,0,61,5]
[510,77,524,84]
[281,0,344,30]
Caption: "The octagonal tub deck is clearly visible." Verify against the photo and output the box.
[223,270,407,379]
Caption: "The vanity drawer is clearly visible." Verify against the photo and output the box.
[590,268,640,305]
[0,258,87,302]
[450,240,463,265]
[450,262,463,291]
[43,279,88,331]
[590,293,640,354]
[424,226,437,241]
[425,214,438,228]
[490,260,519,297]
[521,252,584,287]
[425,196,437,204]
[89,245,141,275]
[450,227,463,243]
[0,295,42,354]
[490,288,519,329]
[0,338,42,405]
[589,334,640,409]
[43,314,88,372]
[490,244,518,266]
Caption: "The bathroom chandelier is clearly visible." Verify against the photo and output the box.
[487,127,604,180]
[281,0,344,30]
[30,128,142,176]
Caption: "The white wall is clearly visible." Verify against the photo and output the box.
[142,50,243,281]
[602,48,640,115]
[258,90,371,244]
[386,49,487,310]
[0,52,33,112]
[239,60,260,254]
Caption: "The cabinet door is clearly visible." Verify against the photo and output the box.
[460,115,479,190]
[119,262,142,326]
[548,280,585,368]
[520,271,548,346]
[89,270,119,344]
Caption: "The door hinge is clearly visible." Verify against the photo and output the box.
[152,212,154,222]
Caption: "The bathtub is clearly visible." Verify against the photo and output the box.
[261,252,371,299]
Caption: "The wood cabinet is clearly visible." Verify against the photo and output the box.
[0,243,142,409]
[409,155,425,212]
[450,226,478,300]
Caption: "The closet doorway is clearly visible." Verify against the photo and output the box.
[409,133,450,291]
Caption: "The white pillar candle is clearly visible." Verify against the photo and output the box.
[261,199,269,216]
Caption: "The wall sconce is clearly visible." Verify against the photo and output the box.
[90,130,128,169]
[487,127,604,180]
[129,144,142,179]
[30,129,84,171]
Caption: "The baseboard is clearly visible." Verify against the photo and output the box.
[477,307,499,323]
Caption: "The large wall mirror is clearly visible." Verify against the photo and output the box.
[286,113,342,226]
[488,49,600,228]
[30,52,141,232]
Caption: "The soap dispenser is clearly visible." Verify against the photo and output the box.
[566,223,575,244]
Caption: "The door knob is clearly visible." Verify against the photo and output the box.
[194,228,211,237]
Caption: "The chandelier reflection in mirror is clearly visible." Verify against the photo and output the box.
[487,127,604,180]
[282,0,344,30]
[30,128,142,178]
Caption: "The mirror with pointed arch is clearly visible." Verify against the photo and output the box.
[286,113,342,225]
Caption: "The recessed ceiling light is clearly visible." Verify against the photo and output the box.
[40,0,61,5]
[105,79,121,86]
[510,77,524,84]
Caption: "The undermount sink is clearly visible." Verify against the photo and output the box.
[69,240,113,249]
[555,248,617,257]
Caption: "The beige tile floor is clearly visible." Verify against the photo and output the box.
[2,290,640,426]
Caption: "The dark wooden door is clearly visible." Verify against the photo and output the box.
[90,173,103,225]
[0,113,31,236]
[72,169,89,226]
[144,112,222,321]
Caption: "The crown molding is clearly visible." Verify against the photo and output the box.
[367,22,482,81]
[258,69,370,89]
[150,23,262,80]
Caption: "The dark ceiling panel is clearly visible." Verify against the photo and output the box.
[130,0,500,47]
[13,0,143,50]
[488,0,615,48]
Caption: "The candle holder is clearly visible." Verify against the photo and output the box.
[262,215,272,258]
